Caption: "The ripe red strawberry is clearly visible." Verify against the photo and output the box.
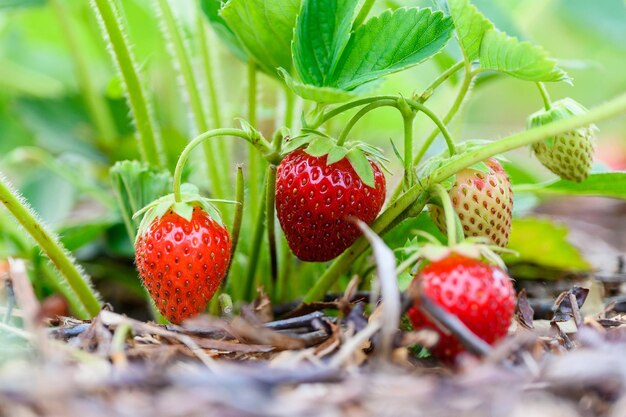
[528,98,596,182]
[275,148,386,262]
[407,254,515,362]
[135,206,231,324]
[429,158,512,247]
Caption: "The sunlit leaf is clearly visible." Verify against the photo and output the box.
[503,217,590,273]
[332,8,454,90]
[220,0,301,77]
[293,0,359,86]
[479,29,570,82]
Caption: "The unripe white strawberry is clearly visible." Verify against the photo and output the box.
[429,158,513,247]
[528,98,596,182]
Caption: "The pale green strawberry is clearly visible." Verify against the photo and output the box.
[528,98,596,182]
[429,158,513,247]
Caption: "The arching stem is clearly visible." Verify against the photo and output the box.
[406,98,456,156]
[173,128,270,203]
[413,66,473,165]
[536,82,552,111]
[336,99,399,146]
[304,91,626,302]
[416,60,465,102]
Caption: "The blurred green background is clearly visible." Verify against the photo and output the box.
[0,0,625,319]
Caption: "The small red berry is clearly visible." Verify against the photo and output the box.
[407,254,515,362]
[275,149,386,262]
[135,207,231,324]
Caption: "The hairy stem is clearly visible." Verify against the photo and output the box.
[197,15,223,130]
[413,67,474,166]
[90,0,164,168]
[247,60,263,211]
[173,128,270,202]
[336,100,398,146]
[402,110,415,189]
[312,95,399,128]
[304,91,626,301]
[50,0,117,150]
[156,0,226,198]
[0,175,101,316]
[197,14,230,196]
[416,60,465,101]
[266,165,278,296]
[407,98,456,156]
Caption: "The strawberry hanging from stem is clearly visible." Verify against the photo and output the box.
[275,133,387,262]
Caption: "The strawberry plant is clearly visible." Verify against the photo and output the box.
[1,0,626,365]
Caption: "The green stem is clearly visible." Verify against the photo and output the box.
[90,0,164,168]
[536,82,552,111]
[413,67,473,166]
[156,0,226,198]
[406,98,456,156]
[50,0,116,150]
[247,60,262,211]
[432,184,459,246]
[336,100,398,146]
[39,261,90,320]
[312,95,398,128]
[173,128,270,202]
[244,184,267,301]
[353,0,376,27]
[224,166,244,285]
[402,109,415,189]
[197,14,230,197]
[416,60,465,101]
[0,174,101,316]
[304,91,626,301]
[197,15,223,130]
[266,165,278,297]
[283,86,296,129]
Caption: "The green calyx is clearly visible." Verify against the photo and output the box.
[133,184,227,242]
[527,98,597,148]
[281,131,389,188]
[408,232,514,271]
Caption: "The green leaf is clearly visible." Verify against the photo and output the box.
[447,0,494,60]
[516,172,626,199]
[200,0,247,61]
[279,69,361,103]
[331,8,454,90]
[479,29,570,82]
[109,161,173,242]
[220,0,301,77]
[305,136,334,157]
[326,145,349,165]
[293,0,359,86]
[59,220,117,252]
[504,217,590,273]
[346,148,375,187]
